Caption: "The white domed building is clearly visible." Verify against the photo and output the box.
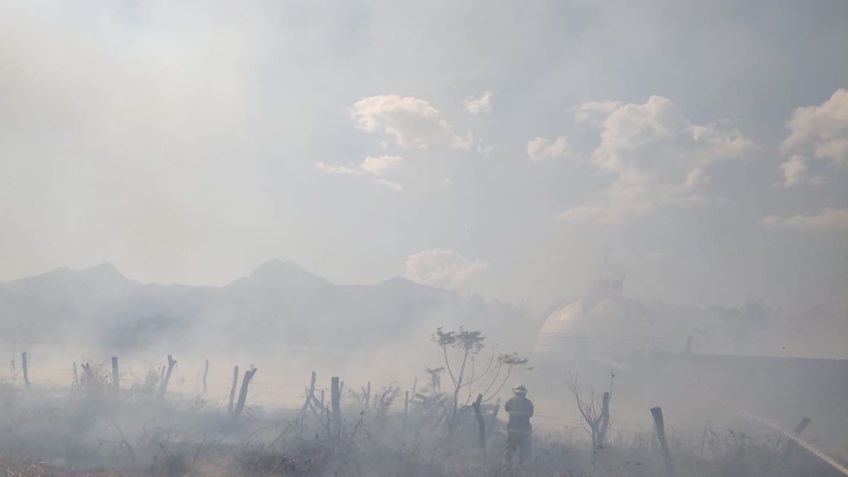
[534,261,754,360]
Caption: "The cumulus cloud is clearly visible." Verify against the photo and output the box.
[351,94,467,150]
[762,207,848,230]
[572,100,623,127]
[558,95,755,224]
[779,88,848,186]
[316,156,404,191]
[404,249,487,290]
[360,155,403,176]
[375,179,403,192]
[780,155,806,186]
[783,88,848,164]
[463,91,493,115]
[316,162,363,176]
[527,136,572,162]
[451,131,474,151]
[778,155,822,187]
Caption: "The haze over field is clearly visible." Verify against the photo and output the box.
[1,1,847,476]
[2,0,847,316]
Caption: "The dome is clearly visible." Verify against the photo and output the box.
[534,296,673,357]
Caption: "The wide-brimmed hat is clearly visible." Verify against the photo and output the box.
[512,384,528,394]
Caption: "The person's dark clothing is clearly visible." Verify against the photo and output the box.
[504,395,534,433]
[506,432,532,464]
[504,395,534,464]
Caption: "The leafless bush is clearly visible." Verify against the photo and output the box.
[568,373,613,454]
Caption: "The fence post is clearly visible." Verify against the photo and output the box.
[159,355,177,399]
[783,417,811,460]
[403,390,409,433]
[651,407,675,477]
[233,367,258,419]
[112,357,119,390]
[331,376,341,437]
[228,365,239,415]
[21,352,30,389]
[598,391,611,448]
[301,371,317,416]
[202,359,209,394]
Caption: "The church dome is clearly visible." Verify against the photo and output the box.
[534,296,649,357]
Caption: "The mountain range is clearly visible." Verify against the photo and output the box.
[0,260,538,353]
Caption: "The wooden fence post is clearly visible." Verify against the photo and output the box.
[651,406,675,477]
[331,376,341,436]
[159,355,177,399]
[112,357,119,390]
[301,371,317,416]
[403,390,409,433]
[783,416,811,460]
[202,359,209,394]
[228,365,239,415]
[233,367,258,419]
[21,352,30,389]
[598,391,611,448]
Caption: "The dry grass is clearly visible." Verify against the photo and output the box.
[0,366,842,477]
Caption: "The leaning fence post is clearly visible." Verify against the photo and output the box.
[21,352,30,389]
[301,371,317,416]
[651,407,675,477]
[233,367,258,420]
[228,365,239,415]
[159,355,177,399]
[112,357,119,390]
[783,416,811,460]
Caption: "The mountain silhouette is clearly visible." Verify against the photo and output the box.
[0,261,536,352]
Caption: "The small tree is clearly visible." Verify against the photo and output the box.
[569,372,614,458]
[432,326,529,434]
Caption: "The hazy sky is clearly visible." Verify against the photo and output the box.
[2,0,846,311]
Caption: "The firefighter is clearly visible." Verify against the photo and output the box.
[504,384,534,465]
